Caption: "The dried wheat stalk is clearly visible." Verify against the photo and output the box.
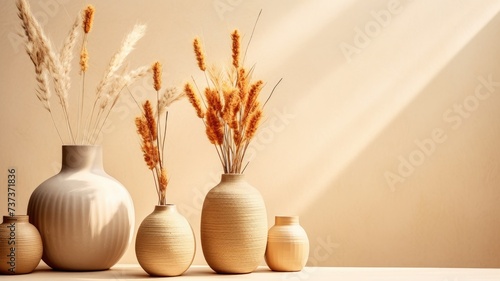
[185,29,273,174]
[134,62,185,205]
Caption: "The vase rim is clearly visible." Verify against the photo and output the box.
[62,144,101,147]
[154,204,177,211]
[275,215,299,219]
[220,173,247,184]
[275,216,299,224]
[221,173,245,178]
[155,203,176,207]
[61,144,103,170]
[3,215,29,221]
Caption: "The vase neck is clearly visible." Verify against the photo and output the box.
[275,216,299,225]
[154,204,177,213]
[61,145,103,171]
[3,215,29,223]
[220,173,245,183]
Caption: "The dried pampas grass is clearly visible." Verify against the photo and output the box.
[17,0,148,144]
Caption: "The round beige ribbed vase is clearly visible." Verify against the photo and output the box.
[0,215,42,274]
[265,216,309,272]
[27,145,135,271]
[201,173,268,274]
[135,204,195,276]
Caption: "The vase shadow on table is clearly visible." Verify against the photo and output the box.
[124,266,273,279]
[28,265,274,279]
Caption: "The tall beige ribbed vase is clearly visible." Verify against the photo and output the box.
[27,145,135,271]
[135,204,195,277]
[0,215,42,274]
[201,173,268,274]
[265,216,309,271]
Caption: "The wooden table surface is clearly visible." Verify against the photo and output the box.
[5,263,500,280]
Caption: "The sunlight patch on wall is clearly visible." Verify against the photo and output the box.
[248,0,352,77]
[265,0,500,215]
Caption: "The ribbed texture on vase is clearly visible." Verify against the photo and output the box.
[201,174,268,274]
[136,204,195,277]
[0,216,42,274]
[27,145,134,271]
[265,216,309,272]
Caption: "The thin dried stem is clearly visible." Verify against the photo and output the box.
[242,9,262,66]
[161,111,169,163]
[263,78,282,109]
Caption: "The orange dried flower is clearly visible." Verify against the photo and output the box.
[237,67,247,103]
[159,168,168,192]
[231,30,240,68]
[243,80,263,121]
[222,88,240,129]
[193,38,206,71]
[152,61,162,91]
[245,109,262,140]
[143,100,157,141]
[205,107,224,145]
[205,88,222,113]
[186,28,278,174]
[184,83,205,118]
[145,142,159,170]
[134,69,178,205]
[233,127,242,145]
[135,116,158,170]
[83,5,95,34]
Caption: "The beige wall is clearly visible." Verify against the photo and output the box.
[1,0,500,267]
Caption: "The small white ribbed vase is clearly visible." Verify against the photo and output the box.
[27,145,135,271]
[135,204,195,276]
[265,216,309,272]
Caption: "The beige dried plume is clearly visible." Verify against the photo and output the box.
[17,0,148,144]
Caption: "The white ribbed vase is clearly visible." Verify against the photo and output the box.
[201,173,268,274]
[27,145,135,271]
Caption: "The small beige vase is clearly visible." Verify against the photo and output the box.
[265,216,309,272]
[201,173,268,274]
[0,215,42,274]
[135,204,195,277]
